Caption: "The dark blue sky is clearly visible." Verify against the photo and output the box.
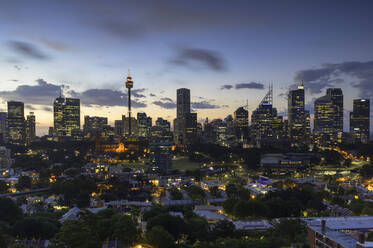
[0,0,373,134]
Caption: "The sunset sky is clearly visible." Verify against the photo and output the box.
[1,0,373,135]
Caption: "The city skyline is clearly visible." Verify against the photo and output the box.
[1,0,373,135]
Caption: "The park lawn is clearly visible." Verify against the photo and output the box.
[172,157,201,171]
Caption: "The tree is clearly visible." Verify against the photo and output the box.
[16,176,32,191]
[185,185,205,201]
[271,219,307,244]
[0,198,23,224]
[0,181,9,194]
[146,226,174,248]
[51,220,100,248]
[186,216,209,242]
[146,214,186,240]
[112,215,139,246]
[169,188,183,200]
[51,177,97,207]
[225,184,238,198]
[210,220,235,239]
[12,216,59,239]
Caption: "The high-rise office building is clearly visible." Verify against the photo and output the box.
[149,136,173,174]
[177,88,190,118]
[174,88,196,145]
[251,86,285,143]
[288,84,306,141]
[137,112,152,137]
[53,97,80,137]
[327,88,344,133]
[234,107,249,141]
[26,112,36,144]
[155,117,171,132]
[7,101,25,145]
[350,99,370,144]
[314,88,343,143]
[184,112,197,145]
[0,112,7,143]
[114,120,123,136]
[83,116,108,136]
[122,115,138,136]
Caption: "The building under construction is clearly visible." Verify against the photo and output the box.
[250,85,286,145]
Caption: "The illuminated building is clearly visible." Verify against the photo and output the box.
[7,101,25,145]
[0,146,13,168]
[305,110,311,137]
[184,113,197,145]
[314,88,343,144]
[0,112,7,143]
[288,83,306,141]
[83,116,108,136]
[234,107,248,141]
[350,99,370,144]
[174,88,197,145]
[122,115,138,136]
[149,137,173,174]
[53,97,80,137]
[114,120,123,136]
[137,112,152,137]
[327,88,344,133]
[155,117,170,132]
[25,112,36,145]
[177,88,190,118]
[251,86,285,143]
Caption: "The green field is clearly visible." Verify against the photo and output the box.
[172,157,201,171]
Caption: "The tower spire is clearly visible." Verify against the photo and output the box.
[125,71,134,136]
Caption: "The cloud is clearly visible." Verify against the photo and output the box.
[220,84,233,90]
[161,97,173,102]
[0,78,61,105]
[0,79,146,108]
[152,100,176,109]
[100,21,147,40]
[40,39,69,52]
[70,88,146,108]
[132,88,146,98]
[25,104,37,110]
[170,47,227,71]
[192,101,220,109]
[43,106,52,112]
[8,41,49,60]
[220,82,265,90]
[294,61,373,97]
[149,93,156,97]
[235,82,265,89]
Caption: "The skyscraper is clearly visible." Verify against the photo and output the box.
[137,112,152,137]
[251,86,285,143]
[288,84,306,141]
[314,88,343,143]
[53,97,80,137]
[350,99,370,144]
[7,101,25,145]
[177,88,190,118]
[122,115,138,136]
[234,107,249,141]
[155,117,171,132]
[83,116,108,136]
[174,88,196,145]
[0,112,7,143]
[327,88,343,133]
[114,120,123,136]
[26,112,36,144]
